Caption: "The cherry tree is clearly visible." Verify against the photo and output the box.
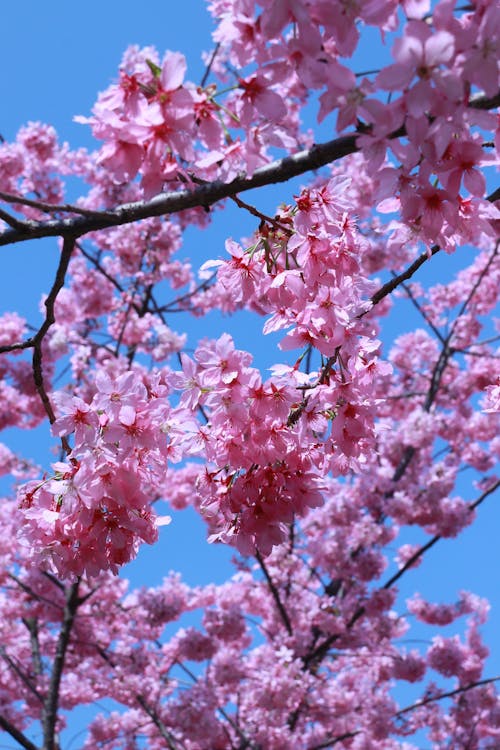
[0,0,499,748]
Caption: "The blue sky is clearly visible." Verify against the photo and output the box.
[1,2,500,745]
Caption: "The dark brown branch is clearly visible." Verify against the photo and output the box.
[382,478,500,592]
[8,572,63,611]
[157,271,217,313]
[230,194,292,234]
[304,479,500,671]
[0,90,497,248]
[384,240,498,483]
[0,132,359,247]
[42,580,80,750]
[307,675,500,749]
[32,236,75,429]
[0,188,116,219]
[308,731,360,749]
[396,675,500,718]
[0,236,75,448]
[77,241,126,296]
[371,245,440,308]
[449,240,499,331]
[396,278,445,343]
[422,242,498,415]
[136,694,182,750]
[255,549,293,636]
[0,714,39,750]
[0,205,28,230]
[175,660,258,750]
[369,180,499,311]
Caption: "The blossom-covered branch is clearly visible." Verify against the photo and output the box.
[0,91,498,248]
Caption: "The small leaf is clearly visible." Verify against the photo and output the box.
[146,59,162,78]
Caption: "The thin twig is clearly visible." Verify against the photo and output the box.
[255,549,293,636]
[230,194,292,234]
[201,42,221,88]
[31,236,76,451]
[370,245,440,308]
[398,278,445,343]
[8,572,64,611]
[303,480,500,671]
[307,731,360,749]
[396,675,500,717]
[0,235,75,450]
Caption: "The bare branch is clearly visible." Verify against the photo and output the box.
[0,235,75,450]
[32,235,75,431]
[370,183,498,311]
[8,572,64,612]
[0,205,29,230]
[0,188,116,219]
[308,675,500,749]
[307,731,360,749]
[200,42,221,88]
[396,675,500,718]
[396,278,445,343]
[0,714,39,750]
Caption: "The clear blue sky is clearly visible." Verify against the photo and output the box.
[1,3,499,741]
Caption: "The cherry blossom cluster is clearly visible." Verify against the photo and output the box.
[3,480,500,749]
[17,369,173,577]
[66,0,499,250]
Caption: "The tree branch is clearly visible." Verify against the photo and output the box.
[136,694,182,750]
[396,675,500,718]
[0,714,39,750]
[42,580,80,750]
[303,479,500,671]
[0,205,29,231]
[370,179,499,312]
[370,245,440,306]
[0,189,116,219]
[307,731,360,749]
[0,235,75,449]
[0,91,497,248]
[32,235,75,431]
[382,478,500,592]
[255,549,293,636]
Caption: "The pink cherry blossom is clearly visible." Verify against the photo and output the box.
[0,1,499,747]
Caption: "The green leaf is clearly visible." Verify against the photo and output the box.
[146,59,162,78]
